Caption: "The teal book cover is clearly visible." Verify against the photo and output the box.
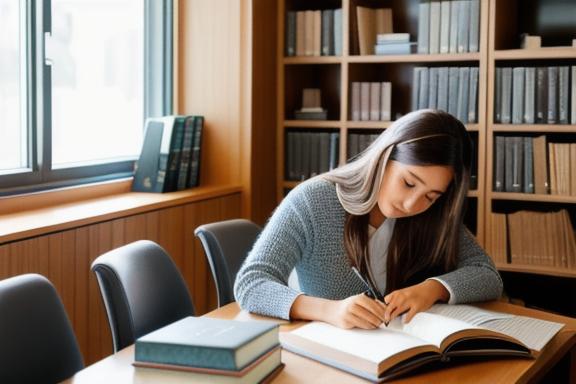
[135,316,279,371]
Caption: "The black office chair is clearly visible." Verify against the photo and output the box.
[0,273,84,384]
[194,219,262,307]
[91,240,195,353]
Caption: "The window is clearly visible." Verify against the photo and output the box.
[0,0,173,196]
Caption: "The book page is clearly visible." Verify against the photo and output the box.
[480,316,564,351]
[388,311,481,347]
[420,304,563,351]
[289,321,433,364]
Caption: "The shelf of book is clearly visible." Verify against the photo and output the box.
[277,0,488,244]
[484,0,576,278]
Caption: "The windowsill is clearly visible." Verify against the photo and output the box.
[0,178,242,244]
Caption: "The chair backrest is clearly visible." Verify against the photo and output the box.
[0,273,84,384]
[91,240,195,353]
[194,219,262,307]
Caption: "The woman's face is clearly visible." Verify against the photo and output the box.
[377,160,454,219]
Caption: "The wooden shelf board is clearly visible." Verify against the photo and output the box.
[497,263,576,279]
[489,192,576,204]
[494,47,576,60]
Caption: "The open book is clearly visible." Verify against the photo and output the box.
[280,304,564,383]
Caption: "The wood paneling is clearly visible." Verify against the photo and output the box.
[0,193,240,366]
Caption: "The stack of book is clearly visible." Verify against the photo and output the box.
[374,33,416,55]
[493,135,576,196]
[490,209,576,269]
[285,131,339,181]
[132,115,204,193]
[134,316,283,383]
[285,8,343,57]
[350,82,392,122]
[494,66,576,125]
[413,66,479,124]
[417,0,480,54]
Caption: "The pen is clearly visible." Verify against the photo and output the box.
[351,266,384,302]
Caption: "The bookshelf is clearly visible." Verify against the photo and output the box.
[485,0,576,279]
[276,0,488,244]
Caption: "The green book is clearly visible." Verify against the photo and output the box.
[134,316,279,371]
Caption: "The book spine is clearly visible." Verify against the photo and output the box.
[512,67,525,125]
[523,137,534,194]
[321,9,335,56]
[494,135,504,192]
[547,66,558,124]
[351,82,361,121]
[428,1,441,54]
[187,116,204,188]
[468,0,480,53]
[360,82,370,121]
[558,66,569,124]
[428,67,439,110]
[524,67,536,124]
[176,116,195,191]
[447,67,460,117]
[535,67,548,124]
[500,67,512,124]
[457,67,470,123]
[437,67,449,112]
[494,67,502,123]
[448,0,459,53]
[369,82,381,121]
[439,1,451,53]
[285,11,296,57]
[380,82,392,121]
[334,8,343,56]
[572,66,576,125]
[468,67,479,123]
[417,0,430,54]
[456,0,470,53]
[418,67,430,110]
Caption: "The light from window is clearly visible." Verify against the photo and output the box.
[50,0,144,168]
[0,0,27,173]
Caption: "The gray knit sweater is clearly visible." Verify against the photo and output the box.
[234,179,503,320]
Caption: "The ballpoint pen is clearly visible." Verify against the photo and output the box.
[351,266,384,302]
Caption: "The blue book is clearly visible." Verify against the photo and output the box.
[135,316,280,372]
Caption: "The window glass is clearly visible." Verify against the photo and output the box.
[50,0,144,168]
[0,0,27,173]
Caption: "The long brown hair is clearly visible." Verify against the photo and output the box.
[320,110,472,294]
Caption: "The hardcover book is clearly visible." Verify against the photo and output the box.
[280,304,563,383]
[134,316,280,372]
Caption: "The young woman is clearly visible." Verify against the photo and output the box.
[234,109,503,329]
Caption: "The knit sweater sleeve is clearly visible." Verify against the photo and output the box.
[434,228,503,303]
[233,180,324,320]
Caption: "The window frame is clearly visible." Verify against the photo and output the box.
[0,0,173,197]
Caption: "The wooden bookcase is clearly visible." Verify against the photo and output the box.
[276,0,489,245]
[484,0,576,280]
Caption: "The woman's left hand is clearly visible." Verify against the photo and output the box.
[382,280,450,324]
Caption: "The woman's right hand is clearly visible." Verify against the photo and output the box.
[290,294,387,330]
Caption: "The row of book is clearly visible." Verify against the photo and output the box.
[350,82,392,122]
[417,0,480,54]
[134,316,282,382]
[132,115,203,193]
[493,135,576,196]
[495,66,576,125]
[348,133,380,161]
[285,8,342,57]
[491,209,576,269]
[285,131,339,182]
[413,66,479,124]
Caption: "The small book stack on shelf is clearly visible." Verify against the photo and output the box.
[494,66,576,125]
[133,316,283,383]
[375,33,416,55]
[493,135,576,196]
[281,303,563,383]
[417,0,480,54]
[294,88,327,120]
[413,66,479,124]
[285,8,342,57]
[350,82,392,122]
[132,115,204,193]
[285,131,339,181]
[491,209,576,269]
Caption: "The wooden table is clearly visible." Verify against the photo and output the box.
[61,301,576,384]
